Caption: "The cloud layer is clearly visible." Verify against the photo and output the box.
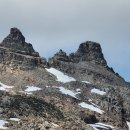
[0,0,130,81]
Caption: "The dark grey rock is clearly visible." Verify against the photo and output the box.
[49,41,107,66]
[0,28,47,69]
[48,41,125,86]
[69,41,107,66]
[1,28,39,57]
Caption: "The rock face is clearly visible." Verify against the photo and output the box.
[51,49,70,62]
[0,28,46,69]
[49,41,107,66]
[1,28,39,57]
[70,41,107,65]
[48,41,124,86]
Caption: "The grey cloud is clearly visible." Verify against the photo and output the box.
[0,0,130,81]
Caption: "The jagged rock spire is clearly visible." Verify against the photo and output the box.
[49,41,107,66]
[0,28,39,57]
[2,28,25,44]
[53,49,70,62]
[0,28,47,69]
[71,41,107,66]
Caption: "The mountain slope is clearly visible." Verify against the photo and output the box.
[0,28,129,130]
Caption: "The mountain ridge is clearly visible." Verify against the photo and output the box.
[0,28,129,130]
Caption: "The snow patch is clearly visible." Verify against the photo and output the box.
[59,86,80,99]
[51,123,59,128]
[0,82,14,91]
[10,118,20,122]
[46,68,76,83]
[91,88,106,95]
[96,123,114,129]
[0,120,8,129]
[127,121,130,130]
[76,88,81,92]
[90,123,114,130]
[25,86,42,92]
[82,81,91,84]
[79,102,104,114]
[88,99,100,108]
[88,99,92,102]
[19,91,32,95]
[46,86,50,88]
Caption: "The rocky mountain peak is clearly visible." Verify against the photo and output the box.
[56,49,66,56]
[77,41,101,54]
[69,41,107,66]
[54,49,70,61]
[2,27,25,44]
[0,28,39,57]
[0,28,47,69]
[0,28,129,130]
[49,41,107,66]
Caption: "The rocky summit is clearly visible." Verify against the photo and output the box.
[0,28,46,70]
[1,28,39,56]
[0,28,130,130]
[48,41,107,65]
[70,41,107,65]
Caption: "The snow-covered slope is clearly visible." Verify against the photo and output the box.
[46,68,76,83]
[79,102,104,114]
[91,88,106,95]
[0,82,14,91]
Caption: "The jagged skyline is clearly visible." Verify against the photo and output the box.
[0,0,130,81]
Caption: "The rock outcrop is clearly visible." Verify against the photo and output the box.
[70,41,107,65]
[51,49,70,62]
[0,28,129,130]
[0,28,46,69]
[1,28,39,57]
[49,41,107,66]
[48,41,125,86]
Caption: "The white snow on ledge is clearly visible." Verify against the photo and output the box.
[58,86,80,99]
[127,121,130,130]
[90,123,115,130]
[91,88,106,95]
[0,82,14,91]
[82,81,91,84]
[79,102,104,114]
[0,120,8,129]
[46,68,76,83]
[10,118,20,122]
[19,91,33,95]
[25,86,42,92]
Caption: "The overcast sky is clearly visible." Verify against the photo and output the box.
[0,0,130,81]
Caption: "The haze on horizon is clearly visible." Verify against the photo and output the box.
[0,0,130,81]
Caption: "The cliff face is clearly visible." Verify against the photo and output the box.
[0,28,46,69]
